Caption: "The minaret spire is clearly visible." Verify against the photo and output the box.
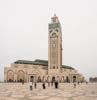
[54,13,56,17]
[51,14,59,23]
[48,15,62,74]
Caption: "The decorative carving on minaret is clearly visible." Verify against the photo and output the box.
[48,14,62,74]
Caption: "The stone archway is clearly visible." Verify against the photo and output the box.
[31,70,41,82]
[37,76,41,82]
[17,70,25,82]
[7,70,14,82]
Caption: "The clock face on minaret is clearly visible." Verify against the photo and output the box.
[48,15,62,74]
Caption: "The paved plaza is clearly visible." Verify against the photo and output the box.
[0,83,97,100]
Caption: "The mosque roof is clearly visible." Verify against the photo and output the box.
[14,59,74,69]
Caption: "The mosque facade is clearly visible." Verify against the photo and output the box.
[4,15,84,83]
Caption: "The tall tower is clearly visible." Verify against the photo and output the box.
[48,14,62,74]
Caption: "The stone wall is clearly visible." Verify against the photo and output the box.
[4,63,84,83]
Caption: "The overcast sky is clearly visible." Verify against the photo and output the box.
[0,0,97,81]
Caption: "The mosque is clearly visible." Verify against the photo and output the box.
[4,15,84,83]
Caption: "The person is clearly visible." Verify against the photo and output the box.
[42,82,46,89]
[51,81,53,86]
[78,81,80,85]
[55,81,58,89]
[57,81,59,88]
[22,80,24,85]
[34,82,37,88]
[86,81,88,84]
[29,81,32,91]
[74,83,76,88]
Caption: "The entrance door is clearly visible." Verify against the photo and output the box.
[52,76,55,82]
[30,76,34,82]
[66,76,69,82]
[73,76,76,82]
[29,74,36,82]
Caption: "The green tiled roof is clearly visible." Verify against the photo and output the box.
[14,59,74,69]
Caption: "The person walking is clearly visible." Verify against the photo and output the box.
[57,81,59,88]
[22,80,24,85]
[42,82,46,89]
[86,81,88,84]
[34,82,37,89]
[55,81,58,89]
[29,81,32,91]
[74,83,76,88]
[78,81,80,85]
[51,81,53,86]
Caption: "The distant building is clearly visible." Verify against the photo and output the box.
[89,77,97,82]
[4,15,84,83]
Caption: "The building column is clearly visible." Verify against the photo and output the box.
[69,74,72,83]
[25,72,27,82]
[4,71,7,82]
[14,70,17,82]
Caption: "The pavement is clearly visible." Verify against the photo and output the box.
[0,83,97,100]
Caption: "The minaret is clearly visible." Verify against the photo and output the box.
[48,14,62,74]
